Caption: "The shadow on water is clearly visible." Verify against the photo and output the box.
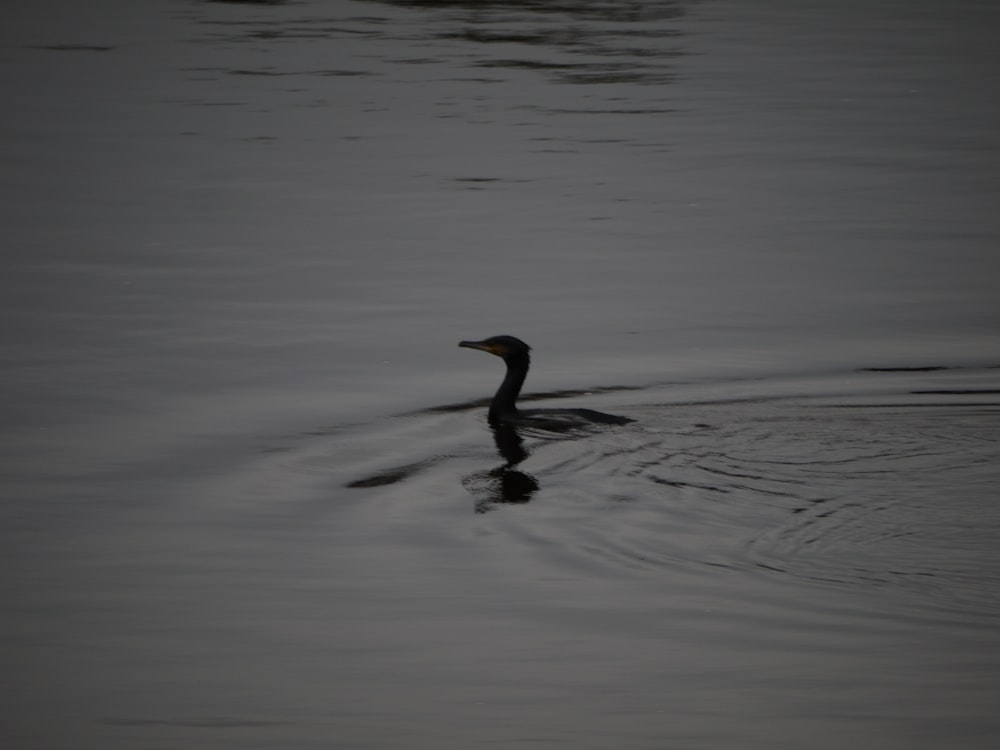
[188,0,687,86]
[384,0,688,86]
[205,0,293,6]
[373,0,685,21]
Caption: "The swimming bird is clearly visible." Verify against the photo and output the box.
[458,335,633,431]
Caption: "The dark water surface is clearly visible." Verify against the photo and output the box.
[3,1,999,748]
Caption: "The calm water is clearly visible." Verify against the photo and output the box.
[2,1,999,748]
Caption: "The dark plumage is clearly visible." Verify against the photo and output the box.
[458,335,632,430]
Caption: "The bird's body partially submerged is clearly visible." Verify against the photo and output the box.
[459,335,632,430]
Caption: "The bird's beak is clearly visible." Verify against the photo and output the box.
[459,340,498,355]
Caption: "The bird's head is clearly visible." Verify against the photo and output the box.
[459,335,531,361]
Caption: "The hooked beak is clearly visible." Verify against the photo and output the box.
[459,339,499,356]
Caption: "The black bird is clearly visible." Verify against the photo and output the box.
[458,335,633,431]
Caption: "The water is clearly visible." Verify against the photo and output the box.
[2,1,999,748]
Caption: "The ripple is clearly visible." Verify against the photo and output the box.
[272,366,1000,618]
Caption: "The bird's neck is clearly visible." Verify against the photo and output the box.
[489,353,529,423]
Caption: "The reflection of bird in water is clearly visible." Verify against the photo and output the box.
[459,335,633,431]
[465,422,538,512]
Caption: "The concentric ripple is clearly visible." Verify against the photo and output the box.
[274,366,1000,618]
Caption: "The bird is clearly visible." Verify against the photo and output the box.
[458,335,633,431]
